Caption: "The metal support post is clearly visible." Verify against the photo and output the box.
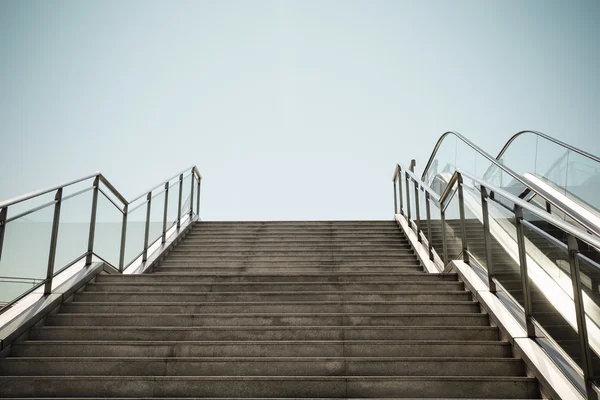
[118,204,128,273]
[0,207,7,263]
[480,186,496,292]
[177,174,183,228]
[44,188,62,294]
[567,235,598,400]
[456,175,469,264]
[514,205,535,337]
[414,183,421,242]
[142,192,152,262]
[162,183,169,243]
[393,179,398,214]
[85,177,100,265]
[405,173,411,221]
[189,174,194,217]
[425,192,433,260]
[440,209,449,266]
[196,178,201,217]
[398,170,403,215]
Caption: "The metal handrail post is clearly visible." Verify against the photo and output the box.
[405,172,411,221]
[177,174,183,228]
[0,207,7,263]
[196,178,201,216]
[142,192,152,262]
[162,182,169,244]
[456,175,469,264]
[85,177,100,265]
[398,169,404,215]
[425,192,433,260]
[414,183,421,242]
[514,204,535,337]
[480,186,496,293]
[567,235,597,400]
[440,209,449,266]
[189,173,194,218]
[118,204,128,273]
[44,188,62,294]
[393,179,398,214]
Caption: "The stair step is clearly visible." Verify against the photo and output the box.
[96,272,453,283]
[60,301,481,314]
[11,340,512,358]
[0,376,541,398]
[0,357,524,377]
[74,291,473,302]
[46,312,490,327]
[30,325,500,341]
[83,281,465,292]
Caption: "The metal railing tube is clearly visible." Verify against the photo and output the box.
[44,188,62,294]
[142,192,152,262]
[189,172,194,217]
[119,204,128,273]
[162,182,169,244]
[0,207,7,263]
[440,209,449,266]
[177,174,183,228]
[414,182,421,242]
[85,177,100,265]
[480,186,496,293]
[405,172,411,221]
[393,179,398,214]
[425,191,433,260]
[456,174,469,264]
[196,178,201,216]
[398,168,404,215]
[567,235,598,400]
[514,204,536,337]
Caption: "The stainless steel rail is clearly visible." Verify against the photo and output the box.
[420,131,600,237]
[393,161,600,398]
[0,166,202,314]
[496,130,600,164]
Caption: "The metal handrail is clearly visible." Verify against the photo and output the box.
[496,130,600,164]
[457,169,600,251]
[0,173,103,209]
[0,165,202,314]
[420,131,600,238]
[393,160,600,398]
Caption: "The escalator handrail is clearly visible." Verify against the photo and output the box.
[421,131,600,238]
[496,130,600,164]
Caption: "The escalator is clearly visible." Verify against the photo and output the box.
[399,131,600,397]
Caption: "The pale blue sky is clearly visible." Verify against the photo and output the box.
[1,0,599,220]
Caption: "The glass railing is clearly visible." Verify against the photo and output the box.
[492,130,600,222]
[394,162,600,398]
[0,166,202,311]
[421,131,600,240]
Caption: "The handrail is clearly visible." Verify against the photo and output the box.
[393,159,600,397]
[0,167,202,211]
[0,165,203,314]
[0,173,102,209]
[128,166,201,204]
[420,131,600,238]
[496,130,600,164]
[420,131,499,182]
[457,168,600,251]
[396,163,441,203]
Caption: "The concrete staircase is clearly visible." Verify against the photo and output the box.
[0,220,542,398]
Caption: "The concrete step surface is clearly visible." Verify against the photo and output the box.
[2,220,541,398]
[11,340,512,358]
[0,376,541,398]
